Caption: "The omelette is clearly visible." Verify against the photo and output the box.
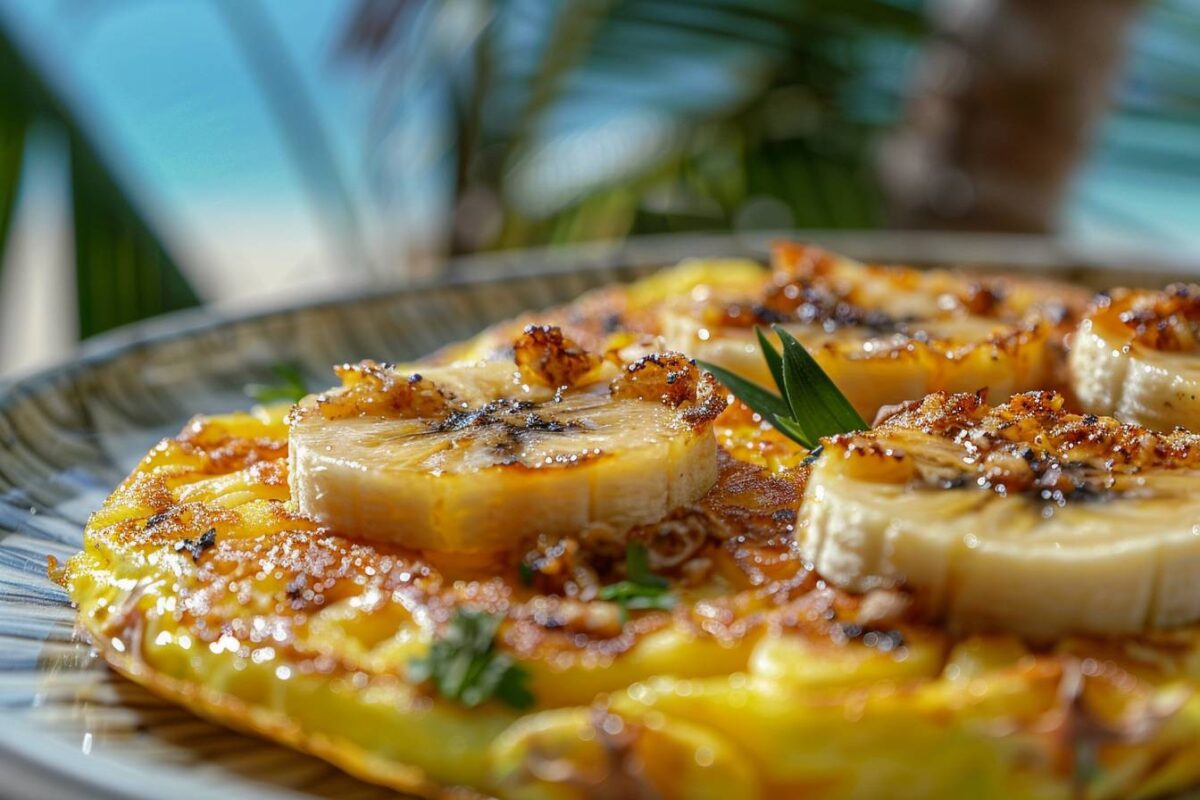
[58,244,1200,799]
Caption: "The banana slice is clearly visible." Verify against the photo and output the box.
[1070,285,1200,431]
[800,390,1200,640]
[289,327,724,553]
[662,242,1083,420]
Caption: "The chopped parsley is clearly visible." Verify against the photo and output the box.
[409,608,534,709]
[599,541,676,621]
[517,559,536,586]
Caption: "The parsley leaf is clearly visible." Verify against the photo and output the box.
[599,541,675,621]
[698,325,866,451]
[624,538,667,588]
[245,363,309,405]
[409,608,534,709]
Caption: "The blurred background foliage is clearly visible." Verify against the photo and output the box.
[0,0,1198,373]
[338,0,924,255]
[0,21,198,337]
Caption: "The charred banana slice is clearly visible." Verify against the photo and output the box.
[800,390,1200,640]
[288,327,724,553]
[662,243,1083,420]
[1070,284,1200,431]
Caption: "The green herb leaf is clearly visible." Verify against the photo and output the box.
[409,608,534,709]
[697,326,866,451]
[245,363,309,405]
[696,360,791,427]
[599,580,676,623]
[517,560,536,586]
[755,326,786,392]
[599,541,675,622]
[772,325,868,437]
[624,539,668,589]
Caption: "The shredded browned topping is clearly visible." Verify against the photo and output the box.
[609,353,727,429]
[610,353,699,406]
[679,242,1083,388]
[514,324,602,387]
[296,361,449,422]
[831,390,1200,502]
[772,241,841,278]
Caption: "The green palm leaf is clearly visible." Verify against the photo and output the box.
[0,117,25,278]
[344,0,925,253]
[0,21,199,338]
[68,140,200,337]
[0,38,29,278]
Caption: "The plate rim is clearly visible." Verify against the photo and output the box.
[4,229,1197,404]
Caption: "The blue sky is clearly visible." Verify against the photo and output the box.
[1,1,377,302]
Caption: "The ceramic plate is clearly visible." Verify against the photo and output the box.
[0,234,1190,799]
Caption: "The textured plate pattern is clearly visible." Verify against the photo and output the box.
[0,258,654,800]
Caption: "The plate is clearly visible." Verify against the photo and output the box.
[0,233,1190,799]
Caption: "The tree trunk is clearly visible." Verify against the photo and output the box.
[879,0,1143,232]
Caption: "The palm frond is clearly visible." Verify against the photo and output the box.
[214,0,373,276]
[0,119,26,281]
[68,139,199,337]
[0,19,199,337]
[345,0,924,254]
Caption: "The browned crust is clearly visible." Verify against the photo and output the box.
[1088,284,1200,352]
[829,389,1200,501]
[291,362,449,423]
[864,390,1200,469]
[513,324,602,388]
[610,352,728,428]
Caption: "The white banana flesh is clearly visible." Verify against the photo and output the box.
[289,331,722,553]
[1070,285,1200,431]
[799,390,1200,640]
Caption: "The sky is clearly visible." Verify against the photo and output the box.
[1,0,376,306]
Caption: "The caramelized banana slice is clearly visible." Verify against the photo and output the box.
[800,391,1200,639]
[288,328,724,552]
[1070,285,1200,431]
[662,243,1083,420]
